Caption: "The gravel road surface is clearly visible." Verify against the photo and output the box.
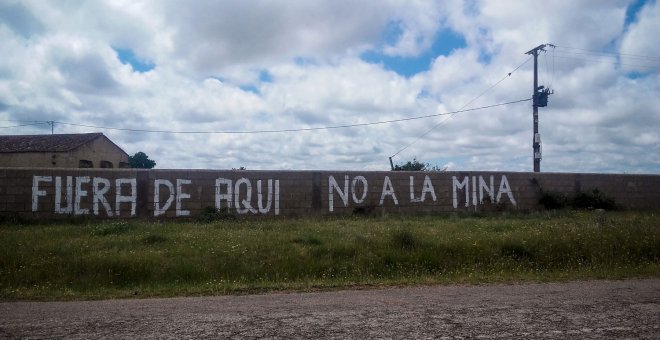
[1,279,658,339]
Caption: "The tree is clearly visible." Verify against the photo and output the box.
[128,151,156,169]
[393,157,446,171]
[393,158,427,171]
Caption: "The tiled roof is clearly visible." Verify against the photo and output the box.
[0,133,105,153]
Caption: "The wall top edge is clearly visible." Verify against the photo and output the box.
[0,167,658,177]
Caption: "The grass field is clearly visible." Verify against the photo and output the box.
[1,211,659,300]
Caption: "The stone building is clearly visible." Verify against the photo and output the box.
[0,133,129,168]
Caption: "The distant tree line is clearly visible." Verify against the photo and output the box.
[129,151,156,169]
[393,158,446,171]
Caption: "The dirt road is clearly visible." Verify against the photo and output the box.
[1,279,658,339]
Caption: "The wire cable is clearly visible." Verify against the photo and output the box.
[0,122,49,129]
[551,45,555,88]
[552,48,660,71]
[389,56,532,158]
[50,98,531,135]
[552,54,660,72]
[543,44,556,88]
[553,45,660,62]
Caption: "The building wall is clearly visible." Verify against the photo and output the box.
[2,168,658,219]
[0,153,72,168]
[68,136,129,168]
[0,137,128,168]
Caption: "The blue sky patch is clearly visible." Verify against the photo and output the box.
[239,71,272,94]
[382,21,404,46]
[626,71,647,79]
[293,56,317,66]
[259,70,273,83]
[114,47,155,73]
[624,0,648,27]
[362,28,467,77]
[478,50,492,64]
[240,85,260,94]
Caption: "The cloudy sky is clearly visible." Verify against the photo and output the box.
[1,0,658,173]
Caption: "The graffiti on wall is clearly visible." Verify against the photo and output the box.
[328,175,516,211]
[151,178,280,216]
[32,176,137,216]
[30,173,516,217]
[32,176,281,216]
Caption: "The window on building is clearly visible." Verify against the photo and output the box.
[79,160,93,168]
[100,160,114,168]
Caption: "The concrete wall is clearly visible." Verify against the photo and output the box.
[1,168,658,219]
[0,136,129,169]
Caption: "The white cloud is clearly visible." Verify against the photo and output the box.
[157,0,393,76]
[0,0,658,173]
[380,0,449,57]
[620,1,660,73]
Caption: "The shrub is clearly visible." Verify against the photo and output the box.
[539,188,616,211]
[572,189,616,210]
[196,206,236,223]
[501,241,535,261]
[292,235,322,246]
[539,191,569,210]
[0,213,26,225]
[391,230,417,250]
[352,205,375,216]
[94,221,137,236]
[141,234,168,245]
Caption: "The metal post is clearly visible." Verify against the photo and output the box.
[526,44,546,173]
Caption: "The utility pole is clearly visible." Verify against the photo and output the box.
[525,44,553,172]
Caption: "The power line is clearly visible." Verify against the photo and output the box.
[553,45,660,62]
[552,50,660,65]
[552,45,660,72]
[554,50,660,64]
[551,54,660,72]
[460,57,532,111]
[0,119,47,123]
[390,56,533,159]
[48,98,530,134]
[0,122,49,129]
[543,44,556,88]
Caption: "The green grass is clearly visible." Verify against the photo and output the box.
[1,211,659,300]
